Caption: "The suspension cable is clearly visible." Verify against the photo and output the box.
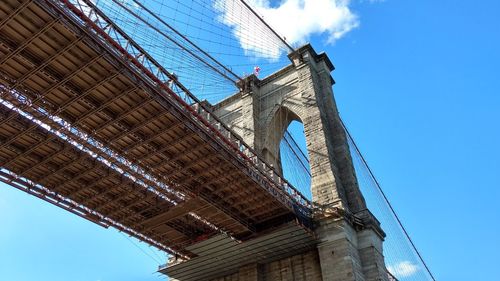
[238,0,294,52]
[340,118,436,281]
[130,0,241,82]
[283,131,311,177]
[109,0,239,84]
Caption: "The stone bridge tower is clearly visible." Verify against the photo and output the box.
[208,44,389,281]
[164,44,388,281]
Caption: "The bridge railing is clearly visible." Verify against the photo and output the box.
[47,0,312,216]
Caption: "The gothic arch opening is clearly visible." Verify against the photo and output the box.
[262,106,312,199]
[280,121,312,200]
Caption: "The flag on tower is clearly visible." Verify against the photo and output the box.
[254,66,261,76]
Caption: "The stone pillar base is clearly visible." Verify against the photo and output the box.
[358,229,389,281]
[316,218,365,281]
[316,216,389,281]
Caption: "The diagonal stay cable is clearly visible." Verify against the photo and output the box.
[283,132,311,177]
[285,130,309,163]
[238,0,294,52]
[339,117,436,281]
[130,0,241,82]
[109,0,239,84]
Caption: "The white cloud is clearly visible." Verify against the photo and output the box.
[214,0,359,60]
[387,261,419,279]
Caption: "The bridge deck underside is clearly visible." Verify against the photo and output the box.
[162,223,317,281]
[0,0,304,257]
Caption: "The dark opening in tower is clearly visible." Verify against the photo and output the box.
[279,120,312,200]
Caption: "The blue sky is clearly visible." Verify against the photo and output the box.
[331,1,500,280]
[1,0,500,280]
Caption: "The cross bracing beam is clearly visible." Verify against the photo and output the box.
[14,143,74,179]
[0,103,208,258]
[105,110,170,145]
[0,31,154,151]
[123,121,187,156]
[0,116,125,195]
[6,75,258,233]
[133,199,208,231]
[0,85,186,201]
[32,53,106,97]
[163,154,221,180]
[0,35,126,134]
[3,46,174,166]
[169,164,280,221]
[76,175,140,207]
[0,87,184,206]
[2,83,257,237]
[35,147,103,188]
[0,120,59,168]
[0,109,178,236]
[0,0,31,30]
[46,158,112,193]
[0,117,45,153]
[10,36,84,88]
[69,171,123,203]
[0,108,50,150]
[140,198,206,231]
[55,71,121,112]
[0,18,60,65]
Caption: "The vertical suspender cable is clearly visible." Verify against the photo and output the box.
[130,0,241,82]
[238,0,294,52]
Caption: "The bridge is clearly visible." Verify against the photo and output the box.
[0,1,434,280]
